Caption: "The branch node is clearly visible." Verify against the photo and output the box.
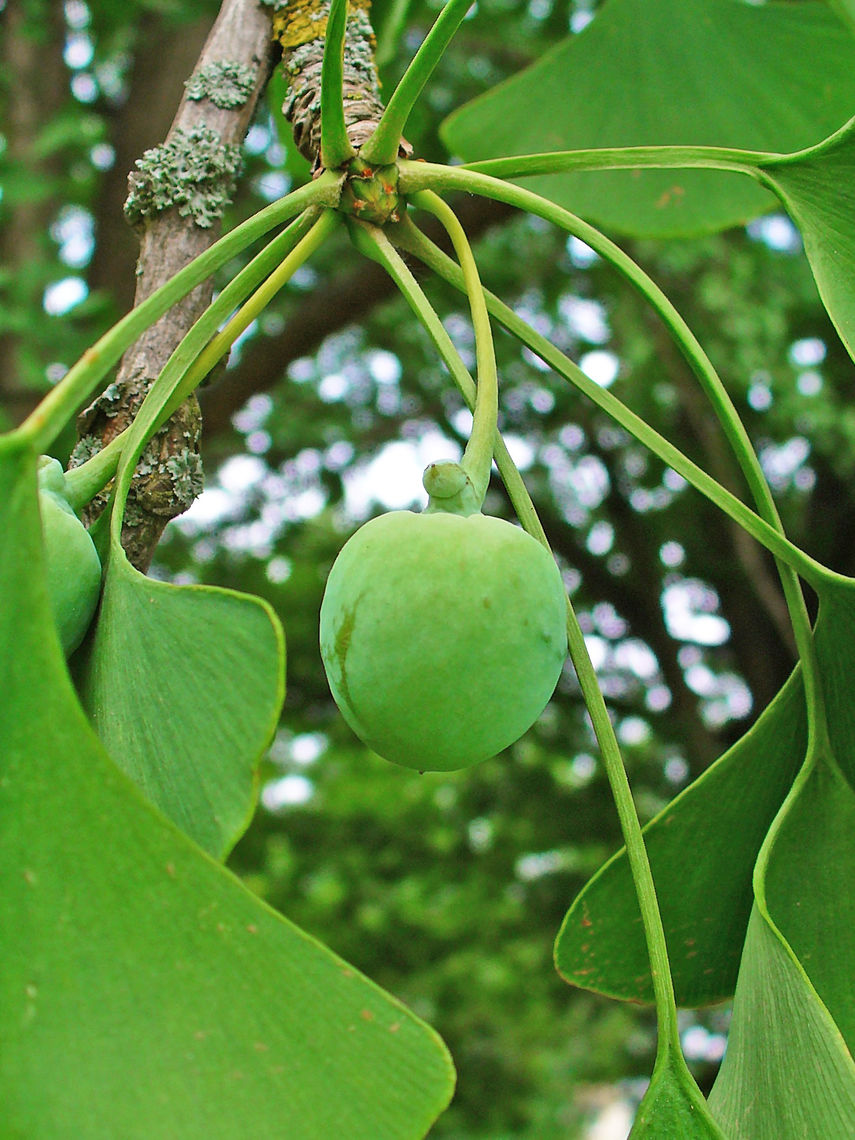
[271,0,387,167]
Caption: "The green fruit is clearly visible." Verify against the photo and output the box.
[37,456,102,656]
[319,465,567,771]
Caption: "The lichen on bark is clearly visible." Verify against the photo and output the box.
[124,124,243,229]
[185,60,257,109]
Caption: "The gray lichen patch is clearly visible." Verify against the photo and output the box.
[124,125,243,229]
[185,60,256,109]
[165,449,205,508]
[87,381,123,417]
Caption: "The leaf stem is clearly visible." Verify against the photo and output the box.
[563,597,684,1050]
[411,190,497,503]
[61,210,323,516]
[391,215,828,589]
[63,430,127,512]
[163,210,341,422]
[320,0,355,169]
[110,209,341,533]
[457,142,772,182]
[10,172,342,456]
[398,161,831,736]
[360,0,474,165]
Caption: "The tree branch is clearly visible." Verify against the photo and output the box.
[72,0,278,571]
[87,15,214,316]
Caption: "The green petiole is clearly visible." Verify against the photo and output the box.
[110,209,342,534]
[61,209,324,515]
[320,0,355,170]
[458,142,772,182]
[160,210,341,426]
[397,161,831,747]
[391,216,829,584]
[360,0,475,166]
[10,172,342,457]
[63,430,127,512]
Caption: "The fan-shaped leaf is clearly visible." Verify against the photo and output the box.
[441,0,855,237]
[73,549,284,860]
[0,438,455,1139]
[708,760,855,1137]
[758,120,855,387]
[554,669,806,1005]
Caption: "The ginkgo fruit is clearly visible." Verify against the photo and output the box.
[38,456,102,656]
[320,462,567,771]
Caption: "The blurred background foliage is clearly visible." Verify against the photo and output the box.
[2,0,853,1135]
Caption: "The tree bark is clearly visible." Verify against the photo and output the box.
[0,3,69,420]
[87,16,214,316]
[271,0,385,165]
[72,0,278,570]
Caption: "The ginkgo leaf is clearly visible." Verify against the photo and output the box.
[708,759,855,1138]
[0,436,455,1139]
[554,669,806,1005]
[757,118,855,378]
[441,0,855,237]
[73,548,284,860]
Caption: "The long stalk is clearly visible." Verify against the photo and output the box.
[11,172,342,455]
[391,217,829,587]
[63,209,322,512]
[320,0,355,169]
[397,163,830,731]
[360,0,474,165]
[458,142,771,181]
[158,211,341,428]
[110,210,342,529]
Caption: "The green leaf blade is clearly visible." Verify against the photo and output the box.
[554,670,806,1005]
[73,554,285,860]
[708,895,855,1138]
[0,439,455,1139]
[441,0,855,237]
[630,1051,727,1139]
[760,118,855,373]
[764,760,855,1052]
[683,574,855,1136]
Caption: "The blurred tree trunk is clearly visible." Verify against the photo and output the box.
[0,3,68,421]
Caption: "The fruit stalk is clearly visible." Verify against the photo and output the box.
[411,191,498,506]
[109,209,343,536]
[11,174,341,457]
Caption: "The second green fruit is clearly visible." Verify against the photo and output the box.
[38,456,102,656]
